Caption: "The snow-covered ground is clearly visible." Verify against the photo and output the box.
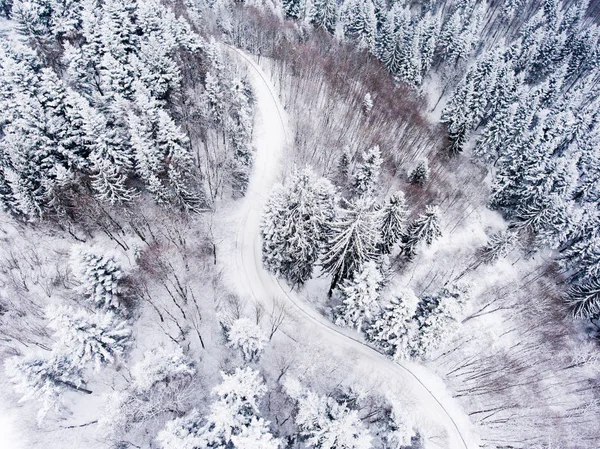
[228,47,479,449]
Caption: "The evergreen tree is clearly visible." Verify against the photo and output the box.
[365,290,419,360]
[261,169,336,286]
[69,245,125,310]
[309,0,338,33]
[283,0,303,19]
[479,229,520,264]
[411,283,468,360]
[336,148,352,187]
[157,368,278,449]
[5,354,89,421]
[378,191,408,254]
[352,145,382,196]
[400,205,442,259]
[567,278,600,319]
[283,377,372,449]
[321,197,381,295]
[408,158,430,185]
[47,306,131,370]
[362,92,373,114]
[340,0,377,52]
[335,261,383,330]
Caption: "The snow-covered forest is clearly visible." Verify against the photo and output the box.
[0,0,599,448]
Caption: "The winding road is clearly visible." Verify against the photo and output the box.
[228,46,477,449]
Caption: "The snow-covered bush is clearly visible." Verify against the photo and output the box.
[226,317,266,362]
[130,346,196,391]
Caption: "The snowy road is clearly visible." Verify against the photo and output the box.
[228,45,477,449]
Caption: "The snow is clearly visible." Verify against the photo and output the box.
[0,411,26,449]
[228,47,479,449]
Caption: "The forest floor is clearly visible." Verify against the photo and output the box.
[226,47,479,449]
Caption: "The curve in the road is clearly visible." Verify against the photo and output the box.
[226,44,474,449]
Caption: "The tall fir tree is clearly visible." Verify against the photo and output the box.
[321,197,381,295]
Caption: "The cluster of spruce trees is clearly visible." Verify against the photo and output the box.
[0,0,255,221]
[278,0,600,320]
[261,148,463,359]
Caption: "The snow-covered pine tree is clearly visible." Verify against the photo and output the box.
[479,228,520,264]
[69,245,125,310]
[157,368,280,449]
[226,318,266,362]
[352,145,382,197]
[283,0,303,19]
[5,353,90,421]
[321,197,382,295]
[412,283,469,360]
[408,158,430,185]
[309,0,338,33]
[567,278,600,319]
[400,205,442,259]
[129,86,205,210]
[261,168,336,286]
[89,157,137,205]
[365,289,418,360]
[362,92,373,114]
[378,191,408,254]
[335,261,383,330]
[100,345,196,435]
[336,148,352,188]
[378,6,411,76]
[283,377,372,449]
[47,306,131,370]
[339,0,377,52]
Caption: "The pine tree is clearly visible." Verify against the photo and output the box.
[226,318,266,362]
[479,229,520,264]
[283,377,372,449]
[567,278,600,319]
[89,157,137,205]
[352,145,382,196]
[69,245,125,310]
[5,354,90,422]
[336,148,352,187]
[400,205,442,259]
[309,0,338,33]
[283,0,303,19]
[261,169,336,286]
[340,0,377,52]
[362,92,373,114]
[47,306,131,370]
[408,158,430,185]
[157,368,280,449]
[365,290,419,360]
[411,283,469,360]
[335,261,383,330]
[378,191,408,254]
[321,198,381,295]
[100,345,196,435]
